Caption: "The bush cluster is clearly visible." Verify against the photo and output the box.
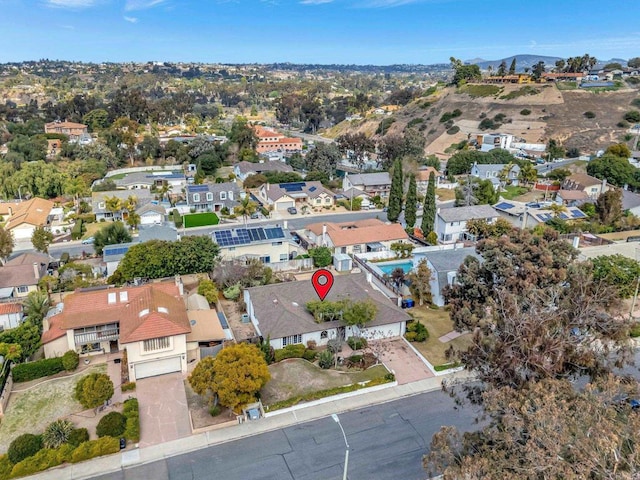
[274,344,306,362]
[318,350,334,369]
[61,350,79,371]
[96,412,126,438]
[67,428,89,448]
[347,336,368,350]
[7,434,43,464]
[121,381,136,392]
[123,398,140,443]
[439,109,462,123]
[404,321,429,342]
[12,358,64,383]
[70,437,120,464]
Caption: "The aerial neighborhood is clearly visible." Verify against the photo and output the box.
[0,52,640,478]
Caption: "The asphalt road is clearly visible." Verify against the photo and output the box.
[93,390,480,480]
[534,158,586,173]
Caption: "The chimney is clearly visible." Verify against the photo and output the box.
[175,275,184,296]
[33,262,40,280]
[572,236,580,249]
[602,177,607,194]
[322,224,327,246]
[8,206,12,217]
[366,272,373,284]
[283,220,288,230]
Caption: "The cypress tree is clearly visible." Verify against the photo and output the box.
[405,174,417,230]
[508,58,517,75]
[421,172,436,234]
[387,159,404,223]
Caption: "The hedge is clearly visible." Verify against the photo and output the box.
[123,398,140,443]
[347,337,368,350]
[70,437,120,464]
[274,344,306,362]
[9,444,73,479]
[71,219,83,240]
[7,434,42,464]
[67,428,89,448]
[12,358,65,383]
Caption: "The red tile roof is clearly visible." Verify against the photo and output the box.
[0,303,22,315]
[42,314,66,343]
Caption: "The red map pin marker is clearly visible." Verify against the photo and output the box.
[312,269,334,301]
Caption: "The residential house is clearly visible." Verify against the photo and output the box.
[212,225,299,264]
[185,293,233,362]
[233,161,293,182]
[415,247,480,306]
[244,273,410,350]
[541,72,585,83]
[561,173,608,200]
[257,181,334,211]
[253,126,303,154]
[493,200,587,228]
[41,280,191,381]
[342,172,391,198]
[138,224,178,243]
[470,162,520,187]
[303,219,408,255]
[91,190,152,222]
[44,121,88,142]
[0,252,50,299]
[476,134,515,152]
[555,189,590,207]
[622,189,640,217]
[103,243,137,277]
[186,182,242,213]
[435,205,499,243]
[338,188,373,209]
[136,203,166,226]
[4,198,55,243]
[0,303,23,331]
[415,167,442,193]
[113,171,187,193]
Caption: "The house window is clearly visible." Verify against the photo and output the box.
[228,191,234,200]
[325,198,331,203]
[320,331,328,339]
[16,286,29,293]
[316,198,321,204]
[272,241,282,246]
[99,202,105,210]
[279,254,288,262]
[81,343,100,353]
[143,336,171,352]
[206,192,214,201]
[193,193,200,202]
[260,256,271,264]
[282,334,302,346]
[220,192,227,200]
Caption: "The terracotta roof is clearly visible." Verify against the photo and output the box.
[564,173,602,189]
[0,303,22,315]
[416,167,441,182]
[4,197,54,230]
[305,219,408,247]
[0,202,21,217]
[246,273,411,339]
[52,282,190,344]
[45,121,87,130]
[41,314,66,344]
[186,309,227,343]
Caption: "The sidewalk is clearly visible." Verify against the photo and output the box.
[30,370,472,480]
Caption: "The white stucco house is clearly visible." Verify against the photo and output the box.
[41,279,191,381]
[435,205,498,243]
[0,303,23,331]
[244,273,410,350]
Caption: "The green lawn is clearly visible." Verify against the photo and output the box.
[261,359,389,405]
[456,84,502,98]
[183,212,220,228]
[501,186,529,200]
[106,173,127,180]
[408,306,472,367]
[0,365,106,453]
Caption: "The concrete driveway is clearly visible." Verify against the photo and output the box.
[136,373,191,447]
[376,339,434,384]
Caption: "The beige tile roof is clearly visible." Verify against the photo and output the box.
[4,198,54,230]
[305,219,408,247]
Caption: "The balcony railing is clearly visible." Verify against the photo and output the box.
[74,329,119,346]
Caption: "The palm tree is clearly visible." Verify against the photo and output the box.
[23,290,50,333]
[234,196,258,227]
[104,196,123,220]
[126,212,141,230]
[122,195,138,220]
[42,420,74,449]
[548,203,567,218]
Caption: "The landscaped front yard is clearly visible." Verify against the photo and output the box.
[408,306,472,368]
[261,359,389,407]
[0,364,106,453]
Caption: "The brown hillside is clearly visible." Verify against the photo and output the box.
[322,83,640,158]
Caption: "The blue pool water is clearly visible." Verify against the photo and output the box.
[377,261,413,275]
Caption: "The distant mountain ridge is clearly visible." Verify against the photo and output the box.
[467,54,562,72]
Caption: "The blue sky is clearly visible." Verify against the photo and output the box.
[0,0,639,65]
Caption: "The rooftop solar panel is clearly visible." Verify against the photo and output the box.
[571,210,587,218]
[189,185,209,193]
[494,202,514,210]
[280,182,305,192]
[559,213,568,219]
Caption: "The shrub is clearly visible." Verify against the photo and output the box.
[12,357,65,382]
[0,455,12,480]
[96,412,126,438]
[76,213,96,224]
[633,98,640,108]
[318,350,334,369]
[8,433,43,464]
[67,428,89,448]
[630,324,640,338]
[123,398,140,442]
[584,111,596,119]
[520,109,531,116]
[347,336,368,350]
[446,126,460,135]
[302,349,317,362]
[405,321,429,342]
[624,110,640,123]
[306,340,317,350]
[42,419,74,449]
[439,109,462,123]
[274,344,306,362]
[209,405,221,417]
[75,373,114,409]
[198,279,219,304]
[376,117,396,135]
[479,118,497,130]
[618,120,630,128]
[71,220,83,240]
[426,231,438,245]
[121,382,136,392]
[407,118,424,128]
[70,437,120,463]
[222,283,241,300]
[62,350,79,371]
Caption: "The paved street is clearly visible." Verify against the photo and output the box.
[92,390,479,480]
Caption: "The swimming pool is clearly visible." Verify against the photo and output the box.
[376,261,414,275]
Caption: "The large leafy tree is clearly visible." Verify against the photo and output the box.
[309,246,332,268]
[421,172,436,235]
[587,154,636,188]
[228,117,258,152]
[336,132,375,171]
[74,373,114,409]
[304,143,341,177]
[31,226,53,253]
[404,174,417,230]
[0,226,14,264]
[93,221,132,255]
[387,159,404,223]
[407,259,433,306]
[455,177,497,206]
[450,57,482,86]
[592,254,640,298]
[444,228,633,389]
[188,343,270,412]
[596,189,623,225]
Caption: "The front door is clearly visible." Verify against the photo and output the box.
[109,340,119,354]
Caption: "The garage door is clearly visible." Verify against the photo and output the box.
[276,201,295,211]
[134,356,181,380]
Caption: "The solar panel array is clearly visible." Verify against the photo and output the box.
[189,185,210,193]
[213,227,285,247]
[570,209,587,218]
[494,202,514,210]
[279,182,305,192]
[104,246,130,256]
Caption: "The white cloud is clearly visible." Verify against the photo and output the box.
[300,0,334,4]
[46,0,98,7]
[124,15,138,22]
[124,0,167,11]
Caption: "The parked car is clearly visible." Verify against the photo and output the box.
[81,237,94,244]
[287,207,298,215]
